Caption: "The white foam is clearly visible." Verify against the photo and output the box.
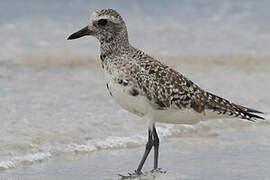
[65,143,97,153]
[0,152,51,171]
[92,135,146,149]
[14,152,51,164]
[0,161,15,170]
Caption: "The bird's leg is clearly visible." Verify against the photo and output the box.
[119,128,154,179]
[151,125,166,174]
[152,125,159,170]
[119,126,165,179]
[136,128,154,174]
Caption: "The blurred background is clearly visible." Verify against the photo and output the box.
[2,0,270,59]
[0,1,270,179]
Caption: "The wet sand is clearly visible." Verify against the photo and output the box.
[2,122,270,180]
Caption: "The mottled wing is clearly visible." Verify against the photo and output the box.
[132,54,264,121]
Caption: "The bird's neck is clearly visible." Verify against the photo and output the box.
[99,33,130,58]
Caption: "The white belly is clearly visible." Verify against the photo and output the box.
[105,74,148,117]
[104,72,228,125]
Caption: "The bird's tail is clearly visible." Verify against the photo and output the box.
[204,92,265,121]
[231,104,265,121]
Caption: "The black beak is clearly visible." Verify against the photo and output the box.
[67,26,91,40]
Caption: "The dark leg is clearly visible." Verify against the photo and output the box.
[136,128,154,174]
[119,126,165,179]
[153,125,159,169]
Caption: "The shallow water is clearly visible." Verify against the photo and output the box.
[0,55,269,174]
[2,129,270,180]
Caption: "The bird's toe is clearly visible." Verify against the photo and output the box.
[118,170,144,179]
[151,168,167,174]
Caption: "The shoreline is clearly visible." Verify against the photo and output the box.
[2,127,270,180]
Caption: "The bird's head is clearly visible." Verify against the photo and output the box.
[68,9,128,44]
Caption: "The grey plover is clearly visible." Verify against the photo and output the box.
[68,8,264,178]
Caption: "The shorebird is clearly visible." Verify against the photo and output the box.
[68,8,264,178]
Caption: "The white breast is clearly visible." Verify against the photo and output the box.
[104,71,148,117]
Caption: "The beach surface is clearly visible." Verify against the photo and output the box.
[2,124,270,180]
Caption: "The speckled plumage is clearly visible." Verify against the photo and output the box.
[68,8,264,176]
[86,9,264,123]
[102,45,263,121]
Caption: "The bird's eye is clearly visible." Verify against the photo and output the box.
[97,19,108,26]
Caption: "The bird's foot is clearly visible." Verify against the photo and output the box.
[119,169,166,179]
[118,170,144,179]
[151,168,167,174]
